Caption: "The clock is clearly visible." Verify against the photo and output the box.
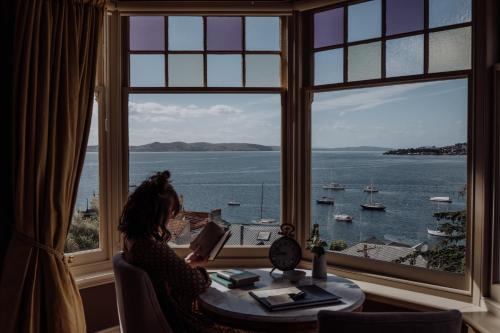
[269,223,302,276]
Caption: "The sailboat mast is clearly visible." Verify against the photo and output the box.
[260,183,264,219]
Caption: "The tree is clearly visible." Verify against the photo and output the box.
[394,210,466,273]
[329,240,348,251]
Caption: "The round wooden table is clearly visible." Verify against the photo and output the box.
[198,268,365,332]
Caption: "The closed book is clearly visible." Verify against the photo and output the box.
[217,269,260,285]
[210,273,235,288]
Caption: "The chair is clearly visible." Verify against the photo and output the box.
[317,309,462,333]
[112,252,173,333]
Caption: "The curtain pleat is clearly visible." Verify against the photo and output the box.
[0,0,104,332]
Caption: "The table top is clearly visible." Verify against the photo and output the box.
[198,268,365,326]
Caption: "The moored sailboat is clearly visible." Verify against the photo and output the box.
[361,190,385,211]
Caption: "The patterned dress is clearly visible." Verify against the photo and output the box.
[124,238,247,333]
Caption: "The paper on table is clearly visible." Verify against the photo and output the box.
[267,294,294,306]
[251,287,301,298]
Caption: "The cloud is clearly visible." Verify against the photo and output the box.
[128,102,243,122]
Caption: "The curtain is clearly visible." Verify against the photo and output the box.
[0,0,104,332]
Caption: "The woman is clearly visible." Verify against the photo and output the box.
[118,171,242,333]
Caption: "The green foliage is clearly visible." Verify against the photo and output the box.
[394,210,466,273]
[329,240,348,252]
[65,195,100,253]
[307,224,328,257]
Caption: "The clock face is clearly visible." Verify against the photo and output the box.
[269,236,302,271]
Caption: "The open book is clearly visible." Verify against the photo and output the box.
[189,221,231,261]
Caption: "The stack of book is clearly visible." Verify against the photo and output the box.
[210,269,260,289]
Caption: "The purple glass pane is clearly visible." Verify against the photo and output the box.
[206,17,242,51]
[386,0,424,35]
[129,16,165,51]
[314,8,344,48]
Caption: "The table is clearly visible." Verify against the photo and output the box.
[198,268,365,332]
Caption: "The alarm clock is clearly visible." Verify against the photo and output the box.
[269,223,304,280]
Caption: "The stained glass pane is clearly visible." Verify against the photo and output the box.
[348,42,381,81]
[246,17,280,51]
[168,55,204,87]
[314,8,344,48]
[386,35,424,77]
[129,16,165,51]
[348,0,381,42]
[168,16,203,51]
[314,49,343,85]
[207,17,242,51]
[130,55,165,87]
[386,0,424,35]
[429,0,471,28]
[429,27,471,72]
[207,55,242,87]
[245,55,280,87]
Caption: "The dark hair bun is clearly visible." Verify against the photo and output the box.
[150,170,171,189]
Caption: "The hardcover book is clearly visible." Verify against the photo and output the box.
[189,221,232,261]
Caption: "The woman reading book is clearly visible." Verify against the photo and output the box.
[118,171,246,333]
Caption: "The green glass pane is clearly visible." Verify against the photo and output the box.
[245,55,280,87]
[207,55,242,87]
[314,49,343,85]
[168,54,204,87]
[348,42,381,81]
[429,27,471,73]
[130,54,165,87]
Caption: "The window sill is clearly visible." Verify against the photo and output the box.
[75,268,114,289]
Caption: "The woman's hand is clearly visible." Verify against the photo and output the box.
[185,251,208,268]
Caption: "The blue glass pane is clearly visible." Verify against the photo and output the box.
[245,17,280,51]
[130,55,165,87]
[348,0,382,42]
[429,0,471,28]
[207,55,242,87]
[386,35,424,77]
[168,16,203,51]
[314,49,343,85]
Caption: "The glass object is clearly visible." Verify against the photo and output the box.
[386,35,424,77]
[429,27,471,73]
[207,55,242,87]
[314,49,343,85]
[129,16,165,51]
[245,17,280,51]
[168,16,203,51]
[314,8,344,48]
[348,0,381,42]
[311,79,468,273]
[130,55,165,87]
[348,42,381,81]
[429,0,471,28]
[386,0,424,35]
[207,17,242,51]
[168,54,204,87]
[245,55,280,87]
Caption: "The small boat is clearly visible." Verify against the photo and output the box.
[427,228,451,237]
[363,181,379,193]
[227,201,240,206]
[335,214,353,222]
[256,218,277,224]
[429,196,452,203]
[323,182,346,190]
[361,191,385,211]
[317,197,335,205]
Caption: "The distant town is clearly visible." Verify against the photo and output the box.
[384,143,467,156]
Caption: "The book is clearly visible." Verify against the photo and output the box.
[249,285,342,311]
[217,269,260,285]
[210,272,236,288]
[189,221,232,261]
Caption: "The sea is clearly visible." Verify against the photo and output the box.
[76,150,467,247]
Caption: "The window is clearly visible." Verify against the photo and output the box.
[126,15,285,247]
[309,0,472,280]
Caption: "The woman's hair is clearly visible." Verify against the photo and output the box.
[118,170,180,242]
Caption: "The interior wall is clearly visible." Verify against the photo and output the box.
[80,283,119,333]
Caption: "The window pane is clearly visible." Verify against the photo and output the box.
[128,94,282,246]
[168,54,204,87]
[129,16,165,51]
[130,54,165,87]
[311,79,468,273]
[429,0,471,28]
[245,17,280,51]
[207,17,242,51]
[314,49,344,85]
[386,35,424,77]
[429,27,471,73]
[245,55,280,87]
[348,42,381,81]
[314,8,344,48]
[348,0,381,42]
[168,16,203,51]
[386,0,424,35]
[66,97,99,253]
[207,55,242,87]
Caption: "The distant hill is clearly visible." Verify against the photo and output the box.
[312,146,392,152]
[87,142,279,152]
[384,143,467,155]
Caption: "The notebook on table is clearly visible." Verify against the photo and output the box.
[249,285,342,311]
[189,221,232,261]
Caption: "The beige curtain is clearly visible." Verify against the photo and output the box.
[0,0,104,332]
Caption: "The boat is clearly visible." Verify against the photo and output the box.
[253,183,277,224]
[429,196,452,203]
[361,191,385,211]
[317,197,335,205]
[323,182,346,190]
[363,180,379,193]
[227,201,240,206]
[334,214,353,222]
[427,228,451,237]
